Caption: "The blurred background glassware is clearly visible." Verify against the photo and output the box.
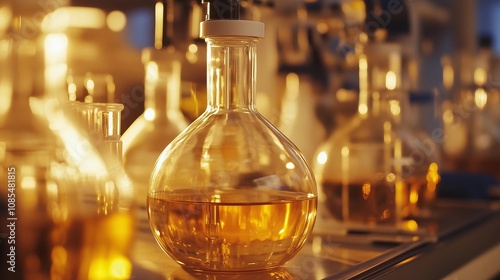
[441,43,500,179]
[0,10,134,280]
[313,40,440,228]
[121,0,189,224]
[122,47,188,221]
[271,1,328,164]
[66,71,116,103]
[147,0,317,272]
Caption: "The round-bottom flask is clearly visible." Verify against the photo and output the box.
[148,14,317,272]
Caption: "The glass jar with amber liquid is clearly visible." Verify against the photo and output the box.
[147,0,317,272]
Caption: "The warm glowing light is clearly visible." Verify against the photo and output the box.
[67,82,77,101]
[186,44,199,63]
[386,173,395,182]
[0,5,12,33]
[285,162,295,170]
[21,176,36,190]
[474,87,488,109]
[285,73,300,99]
[110,257,132,279]
[44,33,68,94]
[42,7,106,32]
[154,2,165,49]
[442,109,454,124]
[146,61,159,82]
[442,57,454,90]
[316,22,329,34]
[426,162,440,188]
[410,190,419,204]
[44,33,68,64]
[358,104,368,115]
[0,39,12,115]
[341,0,366,25]
[385,71,397,90]
[389,100,401,116]
[359,56,368,115]
[188,44,198,53]
[383,121,392,144]
[474,68,487,86]
[85,78,95,93]
[403,219,419,231]
[362,183,371,200]
[316,151,328,165]
[341,146,349,157]
[144,108,155,121]
[107,10,127,32]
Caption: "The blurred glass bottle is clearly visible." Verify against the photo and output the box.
[274,3,327,163]
[121,48,187,212]
[148,0,317,272]
[401,91,441,217]
[442,44,500,178]
[0,14,134,280]
[121,0,189,216]
[313,41,439,227]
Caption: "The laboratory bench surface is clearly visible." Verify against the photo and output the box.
[131,199,500,280]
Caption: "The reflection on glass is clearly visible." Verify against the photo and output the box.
[148,12,317,272]
[0,16,134,279]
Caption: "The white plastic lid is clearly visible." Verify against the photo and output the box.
[199,20,265,38]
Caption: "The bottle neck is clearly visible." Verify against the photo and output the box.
[0,39,34,114]
[205,37,258,111]
[357,44,403,123]
[143,52,183,122]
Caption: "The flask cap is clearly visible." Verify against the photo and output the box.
[199,0,264,38]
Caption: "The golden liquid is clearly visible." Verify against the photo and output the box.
[147,189,317,272]
[403,175,438,217]
[50,213,134,280]
[322,181,398,225]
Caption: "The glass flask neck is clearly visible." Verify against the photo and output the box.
[205,36,258,111]
[143,49,183,122]
[0,38,36,116]
[358,43,403,122]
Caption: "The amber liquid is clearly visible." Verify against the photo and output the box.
[321,181,398,225]
[403,175,438,217]
[50,212,134,280]
[147,189,317,272]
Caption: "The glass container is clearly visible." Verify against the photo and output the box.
[0,16,134,280]
[122,47,188,215]
[313,42,440,228]
[147,1,317,272]
[441,51,500,178]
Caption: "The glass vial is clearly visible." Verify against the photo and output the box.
[147,2,317,272]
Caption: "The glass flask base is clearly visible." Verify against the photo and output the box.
[147,188,317,272]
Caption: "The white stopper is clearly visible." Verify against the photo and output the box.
[200,20,265,38]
